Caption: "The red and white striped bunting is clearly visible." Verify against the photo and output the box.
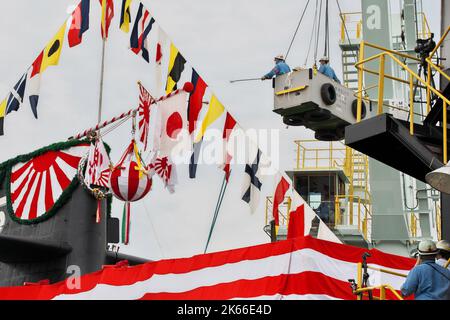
[0,236,415,300]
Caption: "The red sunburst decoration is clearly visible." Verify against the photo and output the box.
[10,144,89,221]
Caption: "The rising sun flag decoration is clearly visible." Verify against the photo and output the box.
[0,140,90,224]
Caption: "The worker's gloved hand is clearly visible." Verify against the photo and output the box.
[261,76,267,80]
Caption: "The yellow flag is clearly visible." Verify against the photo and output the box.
[166,44,178,94]
[195,94,225,142]
[41,23,67,73]
[0,98,6,117]
[0,98,6,135]
[166,43,186,94]
[120,0,133,33]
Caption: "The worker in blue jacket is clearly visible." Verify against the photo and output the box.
[318,56,341,83]
[261,55,291,80]
[401,240,450,300]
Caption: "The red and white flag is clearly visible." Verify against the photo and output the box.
[68,3,82,47]
[157,91,189,157]
[148,156,177,193]
[84,139,110,188]
[221,112,237,182]
[137,83,153,151]
[272,174,290,226]
[155,26,168,96]
[287,204,305,239]
[0,236,415,300]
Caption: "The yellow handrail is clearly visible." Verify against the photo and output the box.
[430,26,450,58]
[353,285,404,300]
[355,262,404,300]
[418,13,432,39]
[355,41,450,163]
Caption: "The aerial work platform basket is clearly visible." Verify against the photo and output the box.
[273,68,369,141]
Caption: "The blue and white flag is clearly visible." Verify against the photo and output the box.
[241,149,262,213]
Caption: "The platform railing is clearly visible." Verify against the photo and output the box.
[354,28,450,163]
[339,12,362,43]
[352,262,407,300]
[265,196,291,227]
[335,194,372,242]
[295,140,346,170]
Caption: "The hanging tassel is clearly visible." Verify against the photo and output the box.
[122,202,131,245]
[96,199,102,224]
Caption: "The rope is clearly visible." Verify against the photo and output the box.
[304,0,319,66]
[324,0,330,58]
[313,0,322,63]
[99,115,131,138]
[285,0,311,62]
[204,173,229,254]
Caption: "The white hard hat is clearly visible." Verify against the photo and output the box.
[437,240,450,252]
[418,240,438,256]
[319,56,330,62]
[274,54,285,61]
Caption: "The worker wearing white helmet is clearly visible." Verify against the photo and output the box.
[436,240,450,268]
[401,240,450,300]
[318,56,341,83]
[261,54,291,80]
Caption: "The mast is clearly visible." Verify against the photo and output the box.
[98,38,106,123]
[98,0,108,123]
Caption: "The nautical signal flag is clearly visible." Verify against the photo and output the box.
[242,149,263,213]
[221,112,237,182]
[0,99,6,136]
[188,69,208,134]
[100,0,114,39]
[188,69,207,178]
[119,0,133,33]
[6,73,27,115]
[130,3,155,63]
[272,175,290,226]
[0,72,28,135]
[195,94,224,143]
[68,0,90,48]
[155,26,168,96]
[41,23,67,73]
[165,43,186,94]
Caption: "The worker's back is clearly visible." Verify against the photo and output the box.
[275,61,291,75]
[318,64,340,83]
[401,260,450,300]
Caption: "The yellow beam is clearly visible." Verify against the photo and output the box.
[410,73,414,135]
[430,26,450,57]
[356,41,365,122]
[275,85,308,96]
[363,42,421,62]
[377,55,385,114]
[360,66,427,89]
[426,58,450,83]
[427,63,431,114]
[357,262,362,300]
[444,100,448,164]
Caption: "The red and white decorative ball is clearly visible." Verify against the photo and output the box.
[109,160,152,202]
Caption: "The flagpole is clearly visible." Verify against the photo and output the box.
[98,38,106,123]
